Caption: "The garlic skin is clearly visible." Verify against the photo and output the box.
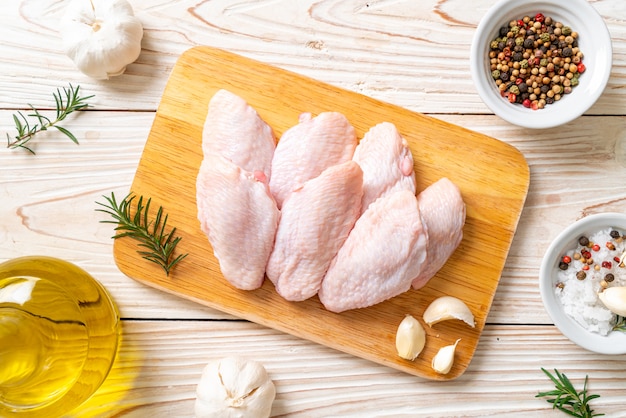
[432,339,461,374]
[195,356,276,418]
[423,296,475,328]
[598,287,626,316]
[61,0,143,80]
[395,314,426,361]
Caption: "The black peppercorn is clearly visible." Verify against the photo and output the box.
[578,236,590,247]
[610,230,620,239]
[559,261,569,270]
[500,72,510,82]
[605,273,615,283]
[499,26,509,37]
[576,271,587,280]
[512,52,523,61]
[523,38,534,49]
[518,82,528,93]
[562,47,573,57]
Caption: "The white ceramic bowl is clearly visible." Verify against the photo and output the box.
[470,0,612,129]
[539,213,626,354]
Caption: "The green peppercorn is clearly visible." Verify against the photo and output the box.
[562,26,572,36]
[520,59,529,69]
[540,33,550,43]
[509,85,520,95]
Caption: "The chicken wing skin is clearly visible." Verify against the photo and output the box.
[411,177,465,290]
[267,161,363,301]
[319,190,427,313]
[352,122,416,214]
[269,112,357,208]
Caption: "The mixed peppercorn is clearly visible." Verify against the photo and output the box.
[557,230,626,291]
[489,13,585,110]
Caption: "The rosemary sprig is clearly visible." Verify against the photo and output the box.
[96,192,188,276]
[536,368,603,418]
[6,83,93,154]
[613,315,626,332]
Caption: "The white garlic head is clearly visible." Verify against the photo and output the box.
[395,314,426,361]
[61,0,143,79]
[195,356,276,418]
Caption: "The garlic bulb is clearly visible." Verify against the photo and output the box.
[423,296,475,328]
[395,314,426,361]
[195,356,276,418]
[432,339,461,374]
[598,286,626,316]
[61,0,143,79]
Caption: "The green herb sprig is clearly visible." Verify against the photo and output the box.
[6,83,93,154]
[96,192,188,276]
[536,368,603,418]
[614,315,626,332]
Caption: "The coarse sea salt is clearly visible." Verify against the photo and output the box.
[555,227,626,336]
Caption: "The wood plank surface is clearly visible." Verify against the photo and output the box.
[68,321,626,417]
[112,46,529,380]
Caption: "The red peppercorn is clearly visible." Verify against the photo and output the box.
[614,256,621,263]
[562,255,572,264]
[582,250,592,259]
[517,19,525,27]
[535,13,545,23]
[531,101,539,110]
[508,93,517,103]
[582,265,590,271]
[523,99,531,108]
[577,63,586,73]
[515,78,523,85]
[592,244,601,251]
[602,261,612,269]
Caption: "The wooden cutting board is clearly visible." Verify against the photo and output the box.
[114,46,529,380]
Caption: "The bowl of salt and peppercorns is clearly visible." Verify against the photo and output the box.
[539,213,626,355]
[470,0,612,129]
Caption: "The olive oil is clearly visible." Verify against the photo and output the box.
[0,257,120,417]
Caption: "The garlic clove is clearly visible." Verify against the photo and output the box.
[423,296,475,328]
[598,286,626,316]
[432,339,461,374]
[395,314,426,361]
[61,0,143,80]
[195,356,276,418]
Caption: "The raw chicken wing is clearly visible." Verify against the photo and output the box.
[203,89,276,182]
[269,112,357,208]
[319,190,428,313]
[352,122,416,213]
[266,161,363,301]
[196,154,280,290]
[411,177,465,290]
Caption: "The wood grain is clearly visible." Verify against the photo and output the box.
[69,321,626,418]
[113,46,529,380]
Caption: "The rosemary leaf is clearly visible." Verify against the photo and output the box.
[5,83,93,154]
[96,192,188,276]
[536,368,604,418]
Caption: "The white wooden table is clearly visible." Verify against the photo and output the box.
[2,1,626,416]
